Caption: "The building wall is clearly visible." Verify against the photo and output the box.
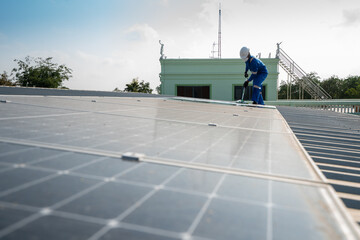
[160,58,279,101]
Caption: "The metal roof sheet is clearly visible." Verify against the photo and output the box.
[278,106,360,226]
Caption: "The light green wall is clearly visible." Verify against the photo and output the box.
[159,58,279,101]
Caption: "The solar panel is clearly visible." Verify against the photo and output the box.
[0,94,359,239]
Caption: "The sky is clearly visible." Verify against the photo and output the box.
[1,0,360,91]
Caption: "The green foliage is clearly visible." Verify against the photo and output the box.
[319,76,342,99]
[279,73,360,99]
[321,75,360,99]
[342,76,360,98]
[156,85,161,94]
[124,78,153,94]
[0,71,15,86]
[278,72,317,99]
[277,81,312,99]
[12,56,72,88]
[306,72,320,84]
[277,80,288,99]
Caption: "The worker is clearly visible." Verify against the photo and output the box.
[239,46,268,105]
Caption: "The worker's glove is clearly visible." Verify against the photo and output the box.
[244,71,248,78]
[243,81,249,88]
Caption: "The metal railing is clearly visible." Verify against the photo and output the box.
[276,47,332,100]
[266,99,360,114]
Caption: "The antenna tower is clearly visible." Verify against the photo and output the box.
[218,3,221,58]
[211,42,218,58]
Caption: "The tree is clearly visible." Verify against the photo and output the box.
[277,80,289,99]
[319,75,360,99]
[279,74,360,100]
[320,76,342,99]
[278,72,331,99]
[12,56,72,88]
[0,71,15,86]
[156,85,161,94]
[124,78,153,94]
[343,76,360,98]
[278,78,312,99]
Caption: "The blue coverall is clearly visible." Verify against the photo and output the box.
[245,56,268,105]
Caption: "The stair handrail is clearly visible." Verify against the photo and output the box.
[278,59,322,97]
[277,47,332,99]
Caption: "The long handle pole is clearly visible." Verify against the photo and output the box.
[241,86,245,103]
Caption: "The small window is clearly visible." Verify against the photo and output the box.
[177,86,210,99]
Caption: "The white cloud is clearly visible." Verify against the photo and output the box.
[65,51,139,91]
[341,8,360,26]
[198,0,218,24]
[125,24,159,42]
[26,50,121,91]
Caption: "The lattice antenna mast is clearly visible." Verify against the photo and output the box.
[211,42,218,58]
[218,3,222,59]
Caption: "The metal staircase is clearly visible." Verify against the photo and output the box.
[276,45,331,99]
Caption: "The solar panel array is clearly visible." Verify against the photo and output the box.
[0,94,359,240]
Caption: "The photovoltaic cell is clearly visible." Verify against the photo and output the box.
[2,215,103,240]
[1,174,100,207]
[0,168,53,192]
[58,182,153,219]
[123,189,208,232]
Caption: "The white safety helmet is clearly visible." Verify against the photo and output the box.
[240,47,250,60]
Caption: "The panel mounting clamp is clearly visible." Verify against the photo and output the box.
[121,152,145,161]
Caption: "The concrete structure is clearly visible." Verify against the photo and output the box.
[159,58,279,101]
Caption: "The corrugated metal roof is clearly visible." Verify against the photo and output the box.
[0,90,359,239]
[278,106,360,226]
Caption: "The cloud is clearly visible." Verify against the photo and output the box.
[198,0,218,23]
[56,50,136,91]
[341,8,360,26]
[124,24,159,42]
